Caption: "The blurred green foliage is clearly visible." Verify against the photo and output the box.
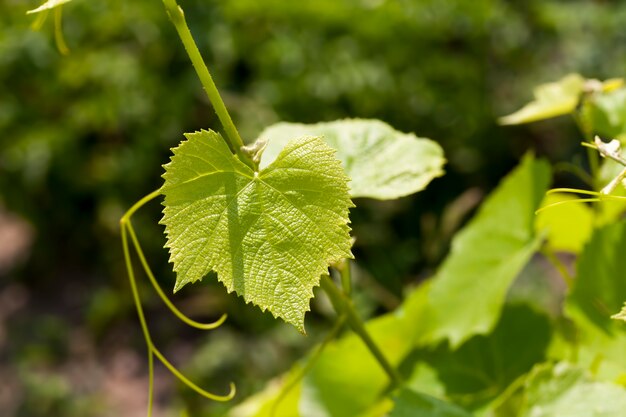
[3,0,626,415]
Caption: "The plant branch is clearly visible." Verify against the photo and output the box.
[161,0,255,170]
[319,274,402,387]
[540,247,573,288]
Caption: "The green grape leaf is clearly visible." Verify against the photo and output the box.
[499,74,585,125]
[420,154,551,348]
[408,304,551,411]
[258,119,445,200]
[518,362,626,417]
[535,193,593,254]
[563,220,626,381]
[390,388,473,417]
[160,130,353,332]
[568,219,626,333]
[589,87,626,138]
[27,0,74,14]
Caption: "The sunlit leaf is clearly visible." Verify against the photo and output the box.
[27,0,73,14]
[160,130,353,332]
[420,154,551,347]
[390,388,473,417]
[259,119,445,200]
[518,362,626,417]
[499,74,585,125]
[535,193,593,254]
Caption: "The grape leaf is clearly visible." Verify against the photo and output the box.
[27,0,74,14]
[535,193,593,254]
[160,130,353,332]
[568,219,626,333]
[420,154,551,348]
[518,362,626,417]
[499,74,585,125]
[258,119,445,200]
[408,304,551,411]
[390,388,473,417]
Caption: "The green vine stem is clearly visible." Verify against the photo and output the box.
[160,0,255,170]
[319,273,402,387]
[540,247,573,288]
[120,191,235,414]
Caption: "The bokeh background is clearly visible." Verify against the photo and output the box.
[2,0,626,415]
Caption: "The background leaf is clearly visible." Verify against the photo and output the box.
[405,304,551,411]
[535,193,593,254]
[160,130,353,331]
[259,119,445,200]
[568,219,626,333]
[499,74,584,125]
[390,388,473,417]
[419,154,551,347]
[518,362,626,417]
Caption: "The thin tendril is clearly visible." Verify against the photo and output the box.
[126,221,227,330]
[148,349,154,417]
[547,188,601,196]
[121,191,235,409]
[535,198,601,214]
[121,223,156,416]
[152,346,236,401]
[270,314,347,417]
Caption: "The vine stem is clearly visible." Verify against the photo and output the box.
[160,0,255,170]
[540,247,573,288]
[319,273,402,387]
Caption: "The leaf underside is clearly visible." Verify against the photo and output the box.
[160,130,353,332]
[499,73,584,125]
[258,119,445,200]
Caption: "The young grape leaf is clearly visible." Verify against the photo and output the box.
[160,130,353,332]
[420,154,551,348]
[517,362,626,417]
[27,0,74,14]
[499,74,585,125]
[258,119,445,200]
[390,388,473,417]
